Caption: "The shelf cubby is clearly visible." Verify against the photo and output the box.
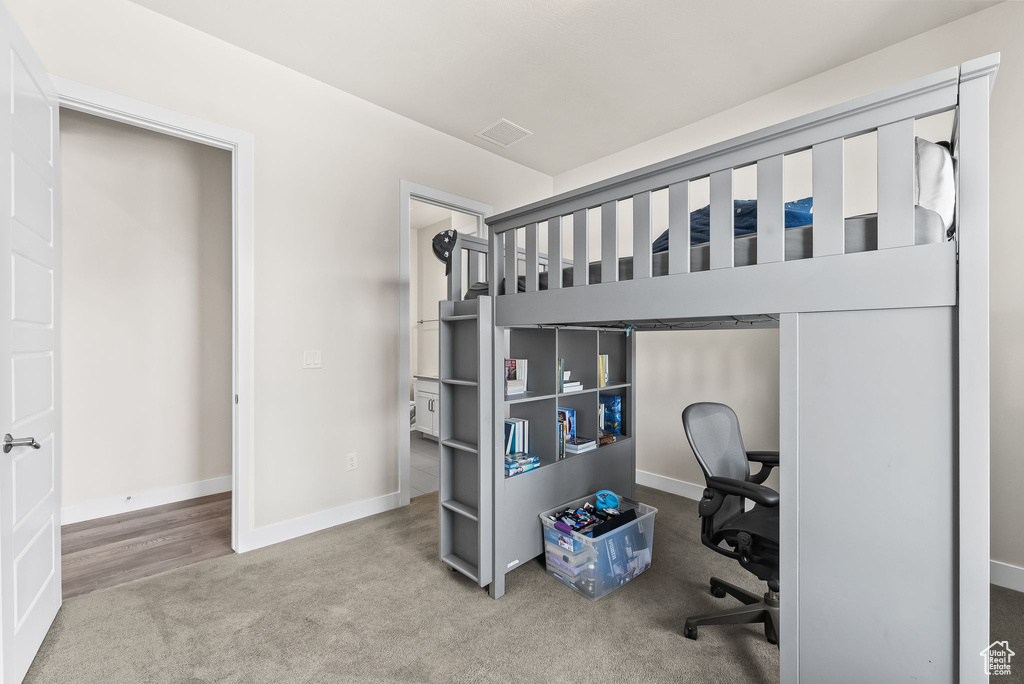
[557,328,598,391]
[507,328,556,397]
[599,330,630,386]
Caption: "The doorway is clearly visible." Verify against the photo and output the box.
[57,109,233,597]
[398,183,491,506]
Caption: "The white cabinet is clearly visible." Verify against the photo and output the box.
[414,377,439,438]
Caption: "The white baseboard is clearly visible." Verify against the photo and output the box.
[61,475,232,525]
[992,560,1024,593]
[636,469,704,501]
[241,491,402,553]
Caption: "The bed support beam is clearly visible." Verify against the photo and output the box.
[547,216,562,289]
[956,52,997,684]
[812,138,845,257]
[448,235,463,302]
[757,155,785,264]
[877,119,916,249]
[633,191,652,279]
[601,201,618,283]
[573,208,589,287]
[524,223,539,292]
[710,169,734,269]
[668,181,689,275]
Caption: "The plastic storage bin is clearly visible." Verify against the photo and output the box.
[539,494,657,600]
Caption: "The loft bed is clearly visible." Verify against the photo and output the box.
[435,55,996,684]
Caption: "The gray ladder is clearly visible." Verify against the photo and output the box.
[437,296,493,586]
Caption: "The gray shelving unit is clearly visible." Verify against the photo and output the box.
[438,297,493,587]
[488,324,636,598]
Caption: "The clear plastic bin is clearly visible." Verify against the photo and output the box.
[539,494,657,600]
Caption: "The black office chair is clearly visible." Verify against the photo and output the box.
[681,402,780,645]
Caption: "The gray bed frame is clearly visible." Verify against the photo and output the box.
[437,55,997,683]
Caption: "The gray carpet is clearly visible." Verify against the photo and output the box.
[25,486,1024,683]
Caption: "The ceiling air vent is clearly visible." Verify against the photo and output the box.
[476,118,532,148]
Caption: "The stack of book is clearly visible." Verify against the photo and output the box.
[505,453,540,477]
[598,354,609,388]
[505,358,528,395]
[504,417,530,454]
[565,437,597,455]
[562,380,583,393]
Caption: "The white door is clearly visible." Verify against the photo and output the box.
[0,4,61,683]
[415,392,432,435]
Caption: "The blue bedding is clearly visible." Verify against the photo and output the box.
[651,197,813,254]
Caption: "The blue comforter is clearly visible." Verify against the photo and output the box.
[651,197,813,253]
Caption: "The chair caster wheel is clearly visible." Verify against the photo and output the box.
[684,627,698,640]
[711,586,727,598]
[765,625,778,645]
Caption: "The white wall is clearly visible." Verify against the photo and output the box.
[554,2,1024,570]
[59,109,232,507]
[11,0,552,530]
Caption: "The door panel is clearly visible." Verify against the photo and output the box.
[0,3,61,682]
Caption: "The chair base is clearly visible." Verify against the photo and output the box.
[684,577,780,645]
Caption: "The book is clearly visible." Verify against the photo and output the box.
[598,354,609,388]
[562,380,583,393]
[556,406,576,459]
[565,437,597,454]
[505,358,528,395]
[556,359,565,392]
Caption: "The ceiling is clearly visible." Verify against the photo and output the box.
[130,0,996,175]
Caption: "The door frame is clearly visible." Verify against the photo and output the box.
[398,181,491,506]
[54,77,256,553]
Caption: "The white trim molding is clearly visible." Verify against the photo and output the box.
[991,560,1024,594]
[52,76,256,553]
[398,181,492,510]
[635,469,704,501]
[61,476,232,526]
[244,491,402,552]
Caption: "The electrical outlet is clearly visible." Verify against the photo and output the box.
[302,350,322,369]
[347,452,358,471]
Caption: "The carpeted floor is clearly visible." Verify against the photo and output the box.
[25,486,1024,683]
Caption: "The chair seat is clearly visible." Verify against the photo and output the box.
[716,505,779,546]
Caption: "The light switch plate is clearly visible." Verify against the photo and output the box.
[302,350,322,369]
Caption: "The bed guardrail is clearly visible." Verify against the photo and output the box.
[447,232,572,302]
[443,55,998,306]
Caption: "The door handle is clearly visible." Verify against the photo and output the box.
[3,434,41,454]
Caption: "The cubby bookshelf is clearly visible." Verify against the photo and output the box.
[488,324,636,598]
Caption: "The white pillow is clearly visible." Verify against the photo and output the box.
[914,137,955,230]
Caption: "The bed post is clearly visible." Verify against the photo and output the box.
[956,53,997,684]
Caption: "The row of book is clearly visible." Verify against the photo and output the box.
[504,417,530,455]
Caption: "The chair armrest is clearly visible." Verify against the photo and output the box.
[746,451,779,465]
[706,476,780,508]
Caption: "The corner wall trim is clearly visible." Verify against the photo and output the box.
[61,476,232,526]
[240,491,402,553]
[991,560,1024,594]
[635,469,704,501]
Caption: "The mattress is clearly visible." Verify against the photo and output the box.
[465,205,945,299]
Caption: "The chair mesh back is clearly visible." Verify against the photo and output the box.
[682,403,750,523]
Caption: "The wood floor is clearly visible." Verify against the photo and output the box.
[61,492,232,599]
